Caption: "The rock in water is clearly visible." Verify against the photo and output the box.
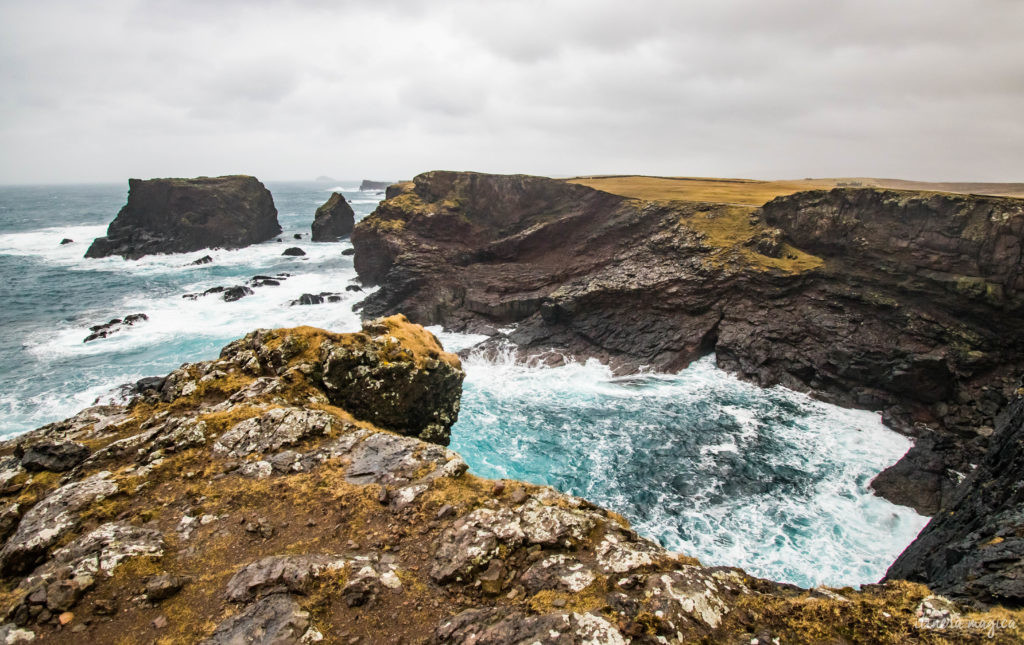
[282,247,306,257]
[311,192,355,242]
[59,238,73,245]
[359,179,391,191]
[85,176,280,260]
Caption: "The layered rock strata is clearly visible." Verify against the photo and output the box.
[351,171,1024,515]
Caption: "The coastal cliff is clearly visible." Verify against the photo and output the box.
[350,172,1024,517]
[0,317,1017,643]
[86,176,281,260]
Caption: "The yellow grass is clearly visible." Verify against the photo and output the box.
[567,175,1024,206]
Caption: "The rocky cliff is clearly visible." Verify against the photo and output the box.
[359,180,391,192]
[86,176,281,260]
[351,172,1024,516]
[311,193,355,242]
[885,390,1024,608]
[1,317,1017,643]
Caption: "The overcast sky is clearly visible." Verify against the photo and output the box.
[1,0,1022,184]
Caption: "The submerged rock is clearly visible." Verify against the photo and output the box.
[85,175,280,260]
[83,313,148,343]
[311,192,355,242]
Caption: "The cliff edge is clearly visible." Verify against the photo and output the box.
[351,172,1024,516]
[0,317,1017,643]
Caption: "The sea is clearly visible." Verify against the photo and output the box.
[0,181,928,588]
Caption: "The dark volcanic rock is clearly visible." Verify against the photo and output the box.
[83,313,148,343]
[359,179,391,191]
[222,286,254,302]
[59,238,73,245]
[289,292,340,306]
[281,247,305,257]
[85,175,280,260]
[311,192,355,241]
[191,254,214,265]
[886,393,1024,607]
[352,172,1024,514]
[20,441,89,472]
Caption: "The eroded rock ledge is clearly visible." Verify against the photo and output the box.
[86,176,281,260]
[0,316,1019,642]
[351,172,1024,516]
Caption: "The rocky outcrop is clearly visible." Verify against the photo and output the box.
[351,172,1024,515]
[311,193,355,241]
[83,314,148,343]
[359,180,391,191]
[85,176,280,260]
[1,317,1012,642]
[886,391,1024,607]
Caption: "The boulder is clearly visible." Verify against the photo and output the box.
[59,239,73,245]
[20,441,89,472]
[318,315,465,444]
[86,176,280,260]
[222,286,253,302]
[311,192,355,241]
[281,247,305,257]
[201,594,309,645]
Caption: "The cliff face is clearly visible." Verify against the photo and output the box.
[885,391,1024,608]
[311,193,355,242]
[86,176,281,260]
[351,172,1024,516]
[0,318,1016,643]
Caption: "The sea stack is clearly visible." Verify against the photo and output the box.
[359,179,391,191]
[311,192,355,241]
[85,175,281,260]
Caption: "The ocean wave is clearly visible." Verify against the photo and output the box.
[450,351,927,588]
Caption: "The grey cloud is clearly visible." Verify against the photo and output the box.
[0,0,1021,183]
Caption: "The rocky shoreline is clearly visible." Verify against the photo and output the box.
[350,171,1024,519]
[1,316,1018,643]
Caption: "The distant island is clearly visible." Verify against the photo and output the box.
[359,179,392,191]
[314,175,337,183]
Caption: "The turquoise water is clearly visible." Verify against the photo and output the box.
[0,183,926,588]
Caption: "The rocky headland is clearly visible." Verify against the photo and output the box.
[312,193,355,242]
[2,316,1019,643]
[85,176,281,260]
[350,172,1024,520]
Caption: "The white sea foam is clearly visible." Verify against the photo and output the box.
[0,224,108,262]
[451,350,928,588]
